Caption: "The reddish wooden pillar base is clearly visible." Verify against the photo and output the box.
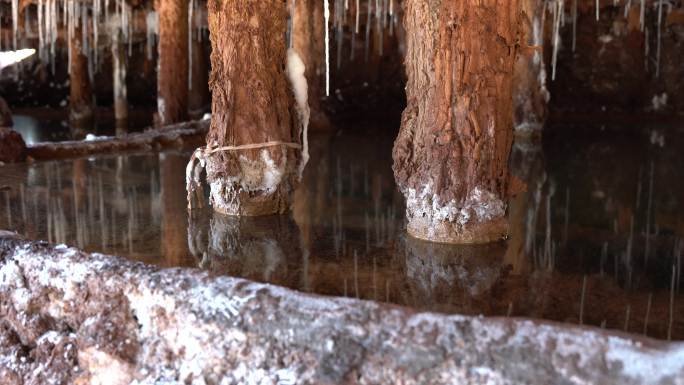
[405,209,509,245]
[205,148,298,216]
[393,0,521,244]
[203,0,303,216]
[403,184,509,244]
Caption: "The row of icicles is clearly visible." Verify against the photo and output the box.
[2,0,401,94]
[550,0,675,80]
[2,0,208,87]
[305,0,400,96]
[2,0,676,92]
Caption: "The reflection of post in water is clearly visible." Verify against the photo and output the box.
[187,208,210,265]
[293,184,312,291]
[397,234,507,315]
[72,158,87,248]
[187,212,303,288]
[505,139,545,275]
[160,153,191,267]
[115,118,128,137]
[72,159,87,208]
[293,134,333,292]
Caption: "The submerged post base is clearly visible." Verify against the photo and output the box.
[208,178,294,216]
[403,185,509,244]
[406,215,509,244]
[204,146,299,216]
[514,122,544,138]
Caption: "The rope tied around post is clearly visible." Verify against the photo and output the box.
[185,141,303,210]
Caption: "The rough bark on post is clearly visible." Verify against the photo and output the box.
[112,29,128,122]
[513,0,549,135]
[156,0,189,126]
[204,0,303,216]
[393,0,521,244]
[69,25,94,125]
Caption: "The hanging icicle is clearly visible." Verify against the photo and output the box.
[644,26,649,72]
[572,0,577,52]
[364,0,372,62]
[38,0,44,63]
[62,0,66,27]
[195,0,205,43]
[94,0,100,70]
[355,0,360,34]
[24,3,30,36]
[551,0,563,81]
[324,0,331,96]
[375,0,383,57]
[624,0,632,18]
[11,0,19,50]
[49,0,57,73]
[189,0,194,90]
[560,0,565,27]
[655,0,663,78]
[389,0,394,36]
[336,0,343,70]
[125,3,133,57]
[288,0,296,49]
[82,4,88,54]
[350,18,356,61]
[146,11,159,61]
[66,0,72,75]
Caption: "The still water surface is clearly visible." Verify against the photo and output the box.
[1,121,683,340]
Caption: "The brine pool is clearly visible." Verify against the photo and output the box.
[1,119,683,340]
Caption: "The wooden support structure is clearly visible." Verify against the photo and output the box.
[112,28,128,122]
[202,0,304,216]
[69,25,94,126]
[393,0,521,244]
[156,0,189,126]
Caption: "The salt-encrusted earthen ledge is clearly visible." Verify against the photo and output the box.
[0,231,683,385]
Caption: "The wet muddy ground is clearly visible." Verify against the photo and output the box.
[1,118,683,341]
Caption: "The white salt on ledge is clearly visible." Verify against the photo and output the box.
[0,236,682,384]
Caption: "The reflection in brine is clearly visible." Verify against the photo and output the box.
[1,124,683,340]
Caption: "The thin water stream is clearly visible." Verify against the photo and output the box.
[0,121,683,340]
